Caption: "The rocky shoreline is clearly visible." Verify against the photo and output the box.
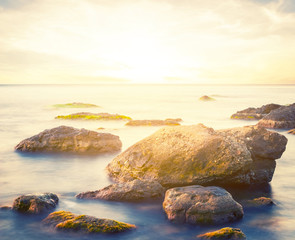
[4,104,292,239]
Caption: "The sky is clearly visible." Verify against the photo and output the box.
[0,0,295,84]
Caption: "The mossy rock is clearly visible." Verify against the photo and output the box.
[196,227,246,239]
[199,95,216,101]
[43,211,136,234]
[52,102,100,108]
[12,193,59,214]
[246,197,274,207]
[55,112,132,121]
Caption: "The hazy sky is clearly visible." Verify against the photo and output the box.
[1,0,295,84]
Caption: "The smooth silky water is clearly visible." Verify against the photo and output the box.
[0,84,294,240]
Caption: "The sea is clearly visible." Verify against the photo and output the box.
[0,84,294,240]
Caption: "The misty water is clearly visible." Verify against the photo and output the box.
[0,84,294,240]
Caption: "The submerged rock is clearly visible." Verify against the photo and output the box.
[126,119,181,126]
[15,126,122,154]
[231,103,282,120]
[52,102,100,108]
[43,211,136,233]
[163,186,243,224]
[199,95,215,101]
[257,103,295,129]
[12,193,58,214]
[0,206,12,211]
[246,197,274,207]
[76,180,165,201]
[55,112,132,121]
[107,124,287,187]
[196,227,246,240]
[288,129,295,134]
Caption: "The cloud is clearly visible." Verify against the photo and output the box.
[0,0,295,84]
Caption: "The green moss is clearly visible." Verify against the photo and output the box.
[55,113,132,121]
[47,211,136,234]
[197,227,246,239]
[52,103,100,108]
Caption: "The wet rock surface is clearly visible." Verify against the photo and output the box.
[12,193,58,214]
[231,103,282,120]
[107,124,287,187]
[196,227,246,239]
[15,125,122,154]
[162,186,243,224]
[43,211,136,233]
[76,179,165,201]
[257,103,295,129]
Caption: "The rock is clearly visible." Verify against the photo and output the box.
[15,125,122,154]
[76,180,165,201]
[12,193,58,214]
[196,227,246,240]
[199,95,215,101]
[231,103,282,120]
[43,211,136,233]
[107,124,287,187]
[246,197,274,207]
[0,206,12,210]
[257,103,295,129]
[126,119,181,126]
[163,186,243,224]
[52,102,100,108]
[287,129,295,134]
[55,112,132,121]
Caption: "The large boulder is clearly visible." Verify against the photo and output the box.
[107,124,287,187]
[257,103,295,129]
[163,186,243,224]
[196,227,246,240]
[43,211,136,233]
[15,126,122,154]
[231,103,282,120]
[12,193,58,214]
[76,180,165,201]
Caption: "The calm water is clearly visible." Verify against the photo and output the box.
[0,84,294,240]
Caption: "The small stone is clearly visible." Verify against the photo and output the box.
[12,193,58,214]
[199,95,215,101]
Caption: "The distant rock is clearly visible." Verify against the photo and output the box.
[196,227,246,240]
[15,126,122,154]
[12,193,58,214]
[231,103,282,120]
[199,95,215,101]
[163,186,243,224]
[43,211,136,233]
[55,112,132,121]
[288,129,295,134]
[107,124,287,187]
[257,103,295,129]
[246,197,274,207]
[76,180,165,201]
[0,206,12,211]
[126,119,182,126]
[52,102,100,108]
